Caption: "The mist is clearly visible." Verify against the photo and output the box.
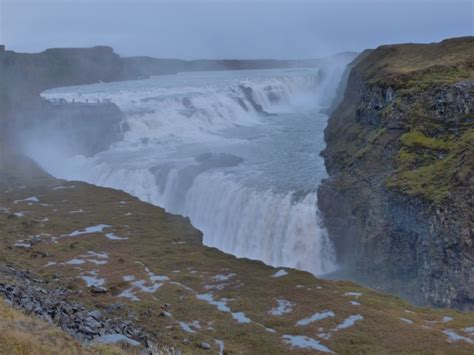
[2,0,472,59]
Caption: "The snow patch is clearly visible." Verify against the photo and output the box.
[232,312,251,324]
[52,185,76,190]
[269,299,294,316]
[334,315,363,330]
[14,197,39,204]
[211,273,236,282]
[80,271,105,287]
[443,330,474,344]
[215,339,224,355]
[282,335,332,353]
[67,258,86,265]
[65,224,111,237]
[105,232,128,240]
[297,310,335,326]
[272,269,288,278]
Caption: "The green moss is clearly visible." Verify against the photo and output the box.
[398,66,474,93]
[400,131,451,151]
[387,129,474,203]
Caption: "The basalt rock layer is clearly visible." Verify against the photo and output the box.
[319,37,474,310]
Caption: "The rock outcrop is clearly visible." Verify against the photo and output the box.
[0,46,126,148]
[319,37,474,309]
[0,265,152,349]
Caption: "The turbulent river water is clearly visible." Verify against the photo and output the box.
[32,64,348,276]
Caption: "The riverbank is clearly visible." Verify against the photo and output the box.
[1,154,473,353]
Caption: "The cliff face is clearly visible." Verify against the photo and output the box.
[0,46,122,107]
[0,46,130,155]
[319,37,474,309]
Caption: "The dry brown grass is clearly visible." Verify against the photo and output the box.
[0,154,473,354]
[0,300,124,355]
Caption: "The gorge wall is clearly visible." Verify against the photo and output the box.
[319,37,474,310]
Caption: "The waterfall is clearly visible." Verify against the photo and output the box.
[30,66,349,276]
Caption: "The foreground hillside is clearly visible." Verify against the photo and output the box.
[0,299,125,355]
[319,37,473,309]
[0,154,473,354]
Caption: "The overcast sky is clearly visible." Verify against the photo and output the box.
[1,0,472,59]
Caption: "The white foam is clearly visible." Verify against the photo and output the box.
[35,66,352,278]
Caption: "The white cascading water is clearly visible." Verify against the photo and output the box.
[28,64,349,276]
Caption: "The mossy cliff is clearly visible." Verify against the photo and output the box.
[319,37,473,309]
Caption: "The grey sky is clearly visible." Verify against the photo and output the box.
[1,0,472,59]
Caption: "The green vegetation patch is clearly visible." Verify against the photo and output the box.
[387,129,474,203]
[400,130,452,151]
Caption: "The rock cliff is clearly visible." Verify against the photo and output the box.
[0,46,127,150]
[319,37,474,309]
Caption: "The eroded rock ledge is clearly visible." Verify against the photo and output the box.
[319,36,474,310]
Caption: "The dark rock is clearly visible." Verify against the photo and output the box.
[0,266,152,350]
[90,286,108,294]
